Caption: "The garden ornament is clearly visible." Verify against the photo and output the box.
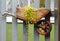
[2,6,52,35]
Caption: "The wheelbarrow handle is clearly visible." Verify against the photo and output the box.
[2,12,16,17]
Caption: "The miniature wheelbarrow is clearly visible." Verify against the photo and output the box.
[2,6,52,35]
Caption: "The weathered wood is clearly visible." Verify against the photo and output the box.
[58,0,60,41]
[23,21,28,41]
[45,0,50,9]
[11,0,18,41]
[0,0,6,41]
[54,0,59,41]
[34,26,39,41]
[30,1,39,41]
[45,0,51,41]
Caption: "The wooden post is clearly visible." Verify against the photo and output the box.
[58,0,60,41]
[54,0,59,41]
[45,0,52,41]
[39,0,51,41]
[39,0,45,41]
[45,0,50,9]
[27,0,34,41]
[11,0,18,41]
[30,0,39,41]
[0,0,6,41]
[23,21,28,41]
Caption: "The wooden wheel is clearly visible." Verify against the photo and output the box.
[36,20,52,35]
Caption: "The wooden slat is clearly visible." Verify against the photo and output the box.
[45,0,51,41]
[45,0,50,9]
[22,0,28,7]
[34,27,39,41]
[27,2,37,41]
[39,0,45,41]
[23,22,28,41]
[21,0,28,41]
[11,0,18,41]
[50,0,55,41]
[0,0,6,41]
[55,0,59,41]
[30,0,39,8]
[55,10,59,41]
[30,0,39,41]
[12,18,18,41]
[28,24,34,41]
[57,0,60,41]
[58,0,60,40]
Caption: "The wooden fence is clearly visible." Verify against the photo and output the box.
[0,0,58,41]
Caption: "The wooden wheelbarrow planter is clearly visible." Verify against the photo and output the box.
[2,6,52,35]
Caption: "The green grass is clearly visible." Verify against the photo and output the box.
[6,23,55,41]
[50,24,55,41]
[6,23,24,41]
[18,23,23,41]
[6,23,12,41]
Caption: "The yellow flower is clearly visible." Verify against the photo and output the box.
[24,6,37,24]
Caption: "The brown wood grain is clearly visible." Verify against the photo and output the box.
[58,0,60,41]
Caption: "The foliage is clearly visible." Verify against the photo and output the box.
[24,6,37,24]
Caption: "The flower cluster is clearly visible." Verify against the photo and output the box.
[24,6,37,24]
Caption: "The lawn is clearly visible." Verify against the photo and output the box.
[6,23,55,41]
